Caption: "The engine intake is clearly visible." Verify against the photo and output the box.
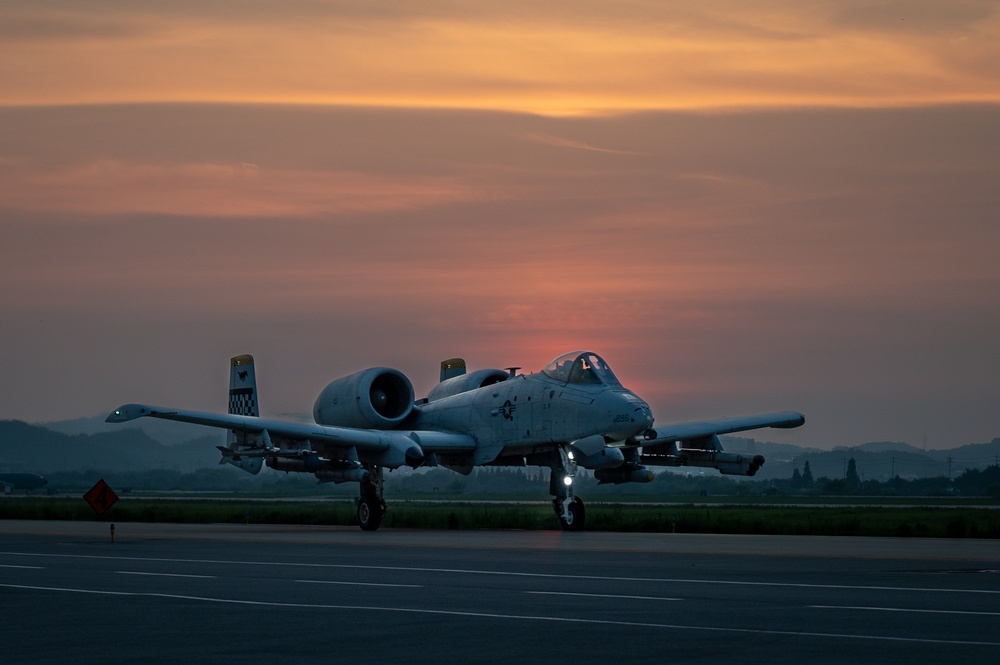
[313,367,415,429]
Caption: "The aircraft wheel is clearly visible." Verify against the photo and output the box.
[358,497,383,531]
[559,497,586,531]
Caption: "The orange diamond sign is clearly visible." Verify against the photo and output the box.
[84,479,119,515]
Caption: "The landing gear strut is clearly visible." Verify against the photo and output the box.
[550,448,585,531]
[552,496,585,531]
[357,464,386,531]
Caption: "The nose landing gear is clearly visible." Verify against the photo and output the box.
[553,495,585,531]
[550,447,586,531]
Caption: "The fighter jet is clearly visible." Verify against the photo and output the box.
[107,351,803,530]
[0,473,48,495]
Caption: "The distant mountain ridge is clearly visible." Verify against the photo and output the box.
[41,413,313,445]
[723,436,1000,481]
[1,420,220,473]
[4,418,998,481]
[41,414,229,446]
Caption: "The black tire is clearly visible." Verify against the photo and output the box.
[559,497,586,531]
[358,497,383,531]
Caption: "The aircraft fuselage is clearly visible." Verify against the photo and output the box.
[412,373,653,451]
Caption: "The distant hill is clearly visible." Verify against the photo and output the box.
[7,418,998,483]
[41,412,312,445]
[0,420,220,474]
[723,436,1000,481]
[854,441,925,454]
[41,414,227,446]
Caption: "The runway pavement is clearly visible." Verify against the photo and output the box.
[1,521,998,664]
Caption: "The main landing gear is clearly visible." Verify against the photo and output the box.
[356,454,589,531]
[357,464,387,531]
[550,448,586,531]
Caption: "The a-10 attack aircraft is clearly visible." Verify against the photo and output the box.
[108,350,804,531]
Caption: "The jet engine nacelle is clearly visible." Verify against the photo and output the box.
[426,368,509,402]
[313,367,415,429]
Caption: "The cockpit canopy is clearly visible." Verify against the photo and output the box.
[542,351,623,387]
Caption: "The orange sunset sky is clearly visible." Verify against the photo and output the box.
[2,1,999,449]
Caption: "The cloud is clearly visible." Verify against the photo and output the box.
[0,159,478,217]
[829,0,997,34]
[0,100,998,447]
[1,1,998,112]
[0,4,159,42]
[521,133,647,155]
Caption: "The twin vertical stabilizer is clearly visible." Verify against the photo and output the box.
[229,354,259,417]
[440,358,466,382]
[222,354,264,474]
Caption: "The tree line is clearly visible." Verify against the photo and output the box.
[777,458,1000,497]
[29,461,1000,498]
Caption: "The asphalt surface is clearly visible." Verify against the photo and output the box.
[1,521,998,664]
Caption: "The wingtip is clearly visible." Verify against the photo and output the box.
[773,411,806,428]
[105,404,151,423]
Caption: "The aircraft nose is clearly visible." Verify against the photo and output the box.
[638,403,654,430]
[633,402,654,433]
[606,391,654,439]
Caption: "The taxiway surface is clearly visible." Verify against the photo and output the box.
[1,521,998,664]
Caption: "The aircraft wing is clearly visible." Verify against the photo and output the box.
[598,410,805,480]
[106,403,475,468]
[641,411,805,445]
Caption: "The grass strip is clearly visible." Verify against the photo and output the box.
[2,498,999,538]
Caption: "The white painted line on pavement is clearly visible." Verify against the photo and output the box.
[3,582,999,648]
[296,579,422,588]
[117,571,216,579]
[3,551,997,595]
[526,591,681,601]
[812,604,1000,617]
